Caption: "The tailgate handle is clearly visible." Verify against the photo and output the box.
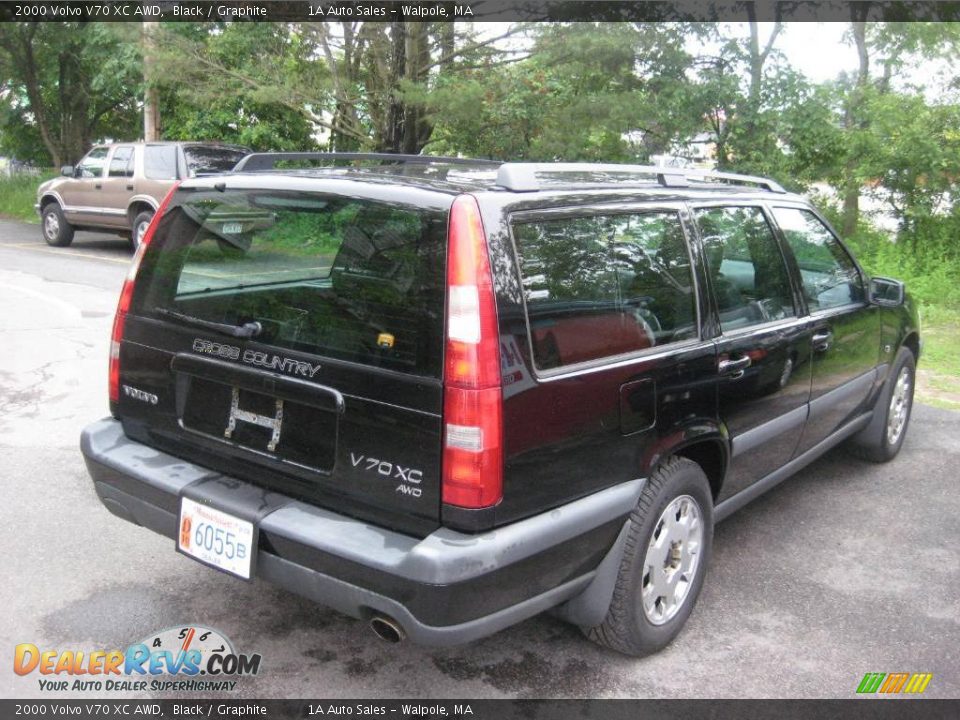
[171,353,345,414]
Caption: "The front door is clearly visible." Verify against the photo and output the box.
[768,206,881,453]
[61,146,110,226]
[691,204,814,502]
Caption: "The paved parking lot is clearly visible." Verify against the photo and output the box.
[1,221,957,699]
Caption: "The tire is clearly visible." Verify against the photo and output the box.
[41,203,74,247]
[847,347,916,463]
[583,456,713,656]
[130,210,154,250]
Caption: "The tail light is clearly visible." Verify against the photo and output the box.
[442,195,502,508]
[109,183,180,408]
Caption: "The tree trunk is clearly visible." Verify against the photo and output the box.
[841,13,870,237]
[16,24,62,166]
[143,22,160,141]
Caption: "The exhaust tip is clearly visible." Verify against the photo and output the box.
[369,616,405,643]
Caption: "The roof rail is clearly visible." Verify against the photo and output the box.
[495,163,787,194]
[233,152,500,173]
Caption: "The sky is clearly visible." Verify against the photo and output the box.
[483,22,952,95]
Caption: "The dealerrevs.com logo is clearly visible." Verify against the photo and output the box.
[14,626,262,693]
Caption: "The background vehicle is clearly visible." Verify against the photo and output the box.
[36,141,249,249]
[81,155,920,656]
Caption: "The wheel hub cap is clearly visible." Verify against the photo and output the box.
[641,494,703,625]
[886,367,911,445]
[44,214,59,239]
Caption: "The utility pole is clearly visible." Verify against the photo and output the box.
[143,20,160,141]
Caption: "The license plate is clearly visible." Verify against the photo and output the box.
[177,497,255,579]
[222,222,243,234]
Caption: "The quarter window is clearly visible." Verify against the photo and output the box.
[76,147,109,178]
[108,146,134,178]
[513,211,697,370]
[144,145,178,180]
[771,207,865,310]
[694,206,796,331]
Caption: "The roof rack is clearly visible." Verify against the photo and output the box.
[495,163,787,194]
[233,152,500,173]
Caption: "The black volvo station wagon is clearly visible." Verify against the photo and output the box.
[81,154,920,656]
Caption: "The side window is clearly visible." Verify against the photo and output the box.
[76,147,109,178]
[144,146,178,180]
[695,206,796,331]
[513,211,697,370]
[771,207,865,311]
[108,146,134,178]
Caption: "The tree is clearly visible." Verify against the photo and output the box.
[0,22,141,166]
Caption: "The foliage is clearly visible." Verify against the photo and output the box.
[0,170,55,222]
[0,23,142,166]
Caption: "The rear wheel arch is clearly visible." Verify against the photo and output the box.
[643,426,728,503]
[672,440,727,502]
[126,200,155,227]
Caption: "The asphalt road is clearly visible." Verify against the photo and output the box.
[1,219,958,700]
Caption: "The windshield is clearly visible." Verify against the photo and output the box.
[183,146,250,175]
[135,187,448,377]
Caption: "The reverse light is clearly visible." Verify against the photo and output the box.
[442,195,503,509]
[109,183,180,407]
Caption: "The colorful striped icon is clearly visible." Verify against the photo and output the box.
[857,672,933,694]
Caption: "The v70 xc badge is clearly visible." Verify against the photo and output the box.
[350,453,423,498]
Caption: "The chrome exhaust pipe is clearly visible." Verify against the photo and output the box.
[369,616,406,643]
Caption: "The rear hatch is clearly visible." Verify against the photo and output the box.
[117,179,451,536]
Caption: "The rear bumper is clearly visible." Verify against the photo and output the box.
[81,418,639,646]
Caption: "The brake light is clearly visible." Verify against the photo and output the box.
[442,195,502,509]
[109,183,180,407]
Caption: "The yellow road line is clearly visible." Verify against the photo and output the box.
[0,242,131,265]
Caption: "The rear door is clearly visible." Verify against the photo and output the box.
[98,145,136,229]
[691,204,814,502]
[496,201,719,523]
[120,181,452,536]
[768,205,881,453]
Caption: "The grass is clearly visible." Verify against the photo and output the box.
[0,171,56,223]
[915,305,960,410]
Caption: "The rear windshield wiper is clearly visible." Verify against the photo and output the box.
[155,308,262,339]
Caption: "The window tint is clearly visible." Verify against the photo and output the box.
[183,146,248,176]
[108,146,134,178]
[144,145,178,180]
[77,147,109,178]
[695,206,796,331]
[513,211,697,370]
[772,207,865,310]
[136,189,447,377]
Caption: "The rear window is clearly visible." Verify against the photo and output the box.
[184,146,249,176]
[136,188,448,377]
[512,210,698,371]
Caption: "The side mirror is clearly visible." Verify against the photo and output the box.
[60,165,75,177]
[869,276,905,307]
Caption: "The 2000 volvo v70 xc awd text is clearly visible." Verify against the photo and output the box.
[81,154,920,656]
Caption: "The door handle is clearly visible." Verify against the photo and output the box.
[812,331,833,352]
[126,184,134,191]
[718,355,751,378]
[94,183,102,189]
